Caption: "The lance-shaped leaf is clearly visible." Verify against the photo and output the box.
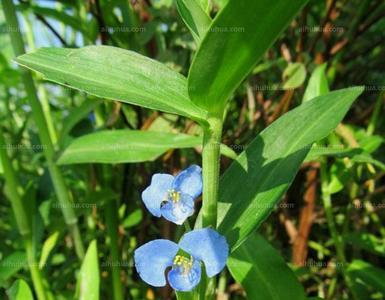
[176,0,211,43]
[15,46,207,122]
[7,280,34,300]
[348,260,385,295]
[77,240,100,300]
[58,130,202,164]
[188,0,309,114]
[228,234,306,300]
[216,87,363,250]
[303,64,329,102]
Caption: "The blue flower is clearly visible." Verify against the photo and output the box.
[142,165,202,225]
[134,228,229,291]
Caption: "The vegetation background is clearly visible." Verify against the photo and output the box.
[0,0,384,299]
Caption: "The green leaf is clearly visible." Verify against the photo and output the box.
[220,144,237,160]
[228,234,306,300]
[0,252,27,282]
[252,57,286,75]
[328,161,351,194]
[303,64,329,102]
[188,0,309,114]
[282,63,306,90]
[176,0,211,43]
[351,153,385,171]
[348,260,385,295]
[6,279,33,300]
[122,209,143,228]
[57,130,201,164]
[216,87,364,249]
[77,240,100,300]
[304,145,363,162]
[304,144,385,171]
[345,233,385,257]
[39,231,60,269]
[15,46,207,122]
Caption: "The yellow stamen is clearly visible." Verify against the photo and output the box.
[173,255,193,275]
[168,189,181,203]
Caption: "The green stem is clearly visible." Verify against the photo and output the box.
[105,201,124,300]
[320,162,358,300]
[0,129,30,235]
[0,129,49,300]
[25,239,49,300]
[2,0,84,259]
[23,11,58,145]
[99,161,124,300]
[201,116,223,229]
[200,116,223,300]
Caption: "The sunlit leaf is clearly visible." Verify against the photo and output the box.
[283,63,306,90]
[215,88,364,249]
[16,46,207,121]
[6,279,33,300]
[303,64,329,102]
[77,240,99,300]
[39,231,60,269]
[188,0,309,114]
[176,0,211,43]
[58,130,201,164]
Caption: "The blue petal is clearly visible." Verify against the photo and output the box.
[134,239,179,287]
[168,259,201,291]
[172,165,202,199]
[160,193,194,225]
[142,174,174,217]
[179,228,229,277]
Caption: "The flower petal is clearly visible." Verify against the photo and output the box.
[172,165,202,199]
[179,228,229,277]
[168,259,201,292]
[160,193,194,225]
[134,239,179,287]
[142,174,174,217]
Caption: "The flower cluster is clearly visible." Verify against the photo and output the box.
[135,165,229,292]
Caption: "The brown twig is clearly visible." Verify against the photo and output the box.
[308,0,338,54]
[292,165,318,266]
